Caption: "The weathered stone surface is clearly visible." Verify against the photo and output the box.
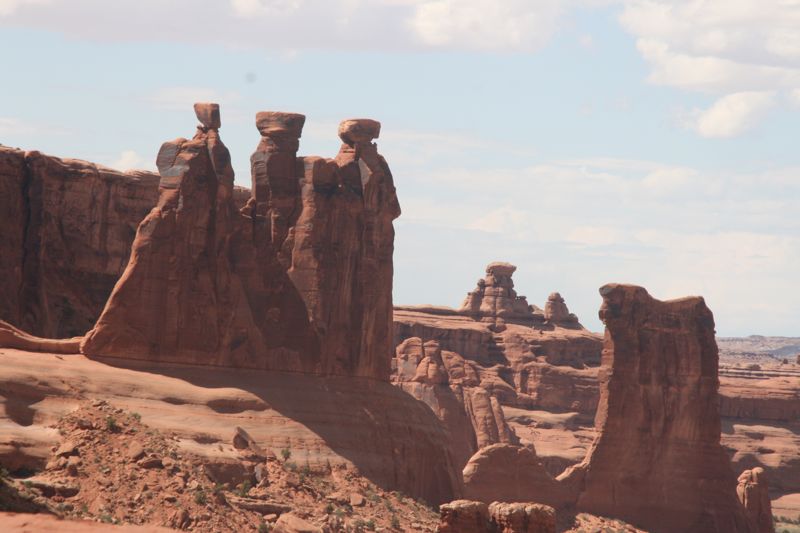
[393,337,517,468]
[0,146,160,338]
[462,444,570,509]
[0,320,81,353]
[0,145,252,338]
[459,262,537,326]
[488,501,556,533]
[437,500,490,533]
[272,512,323,533]
[194,102,221,130]
[81,107,400,380]
[437,500,556,533]
[543,292,577,325]
[737,468,775,533]
[572,284,755,533]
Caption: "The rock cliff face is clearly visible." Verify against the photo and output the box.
[0,145,252,339]
[0,146,160,339]
[393,338,517,468]
[82,105,400,379]
[573,284,755,533]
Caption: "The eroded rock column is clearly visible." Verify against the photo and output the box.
[572,284,756,533]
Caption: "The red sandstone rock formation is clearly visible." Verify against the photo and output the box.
[0,145,252,339]
[282,116,401,378]
[0,320,80,353]
[461,444,570,509]
[436,499,555,533]
[459,262,540,330]
[571,284,755,533]
[543,292,578,325]
[488,501,555,533]
[82,105,400,379]
[438,500,491,533]
[393,337,517,468]
[737,467,775,533]
[0,146,160,338]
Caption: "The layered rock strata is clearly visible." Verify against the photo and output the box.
[0,146,160,338]
[0,145,251,338]
[393,338,517,467]
[82,106,400,379]
[571,284,755,533]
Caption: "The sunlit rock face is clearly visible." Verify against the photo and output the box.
[83,106,400,380]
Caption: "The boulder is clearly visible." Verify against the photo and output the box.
[488,501,555,533]
[273,513,322,533]
[462,444,570,508]
[438,500,490,533]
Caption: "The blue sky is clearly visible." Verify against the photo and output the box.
[1,0,799,336]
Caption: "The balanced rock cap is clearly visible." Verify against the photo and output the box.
[486,262,517,278]
[338,119,381,146]
[255,111,306,138]
[194,102,221,130]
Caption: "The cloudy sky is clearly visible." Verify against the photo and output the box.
[1,0,799,336]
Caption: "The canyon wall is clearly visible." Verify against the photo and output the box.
[0,147,159,338]
[0,145,251,339]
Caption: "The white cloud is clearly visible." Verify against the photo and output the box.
[410,0,565,51]
[0,116,39,136]
[688,91,775,138]
[0,0,596,53]
[111,150,147,170]
[229,0,305,17]
[621,0,800,94]
[0,0,48,16]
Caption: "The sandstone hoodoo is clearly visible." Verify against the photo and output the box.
[392,262,603,470]
[571,283,755,533]
[82,105,400,379]
[737,468,775,533]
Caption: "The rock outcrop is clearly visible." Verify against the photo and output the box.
[0,320,80,353]
[82,106,400,379]
[437,500,491,533]
[459,262,540,329]
[391,263,601,471]
[462,444,570,508]
[737,468,775,533]
[571,284,755,533]
[0,145,252,340]
[393,337,517,468]
[0,146,160,339]
[436,499,555,533]
[543,292,577,325]
[488,501,556,533]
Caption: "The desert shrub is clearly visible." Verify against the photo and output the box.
[105,416,119,432]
